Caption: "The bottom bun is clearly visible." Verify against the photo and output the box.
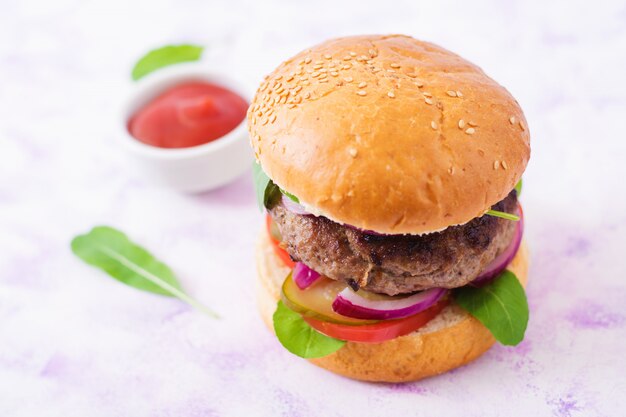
[256,227,529,383]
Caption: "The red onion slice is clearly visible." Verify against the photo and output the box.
[332,287,446,320]
[471,206,524,286]
[281,194,311,216]
[293,262,321,290]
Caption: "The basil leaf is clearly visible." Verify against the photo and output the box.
[71,226,218,318]
[486,210,520,221]
[280,188,299,203]
[454,270,528,345]
[273,301,345,358]
[132,44,204,81]
[515,179,523,196]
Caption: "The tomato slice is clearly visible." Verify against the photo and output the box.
[303,299,449,343]
[265,215,296,268]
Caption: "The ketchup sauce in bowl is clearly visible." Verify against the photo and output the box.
[119,64,252,192]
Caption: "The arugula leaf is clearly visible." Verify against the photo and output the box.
[273,301,345,358]
[486,210,520,221]
[252,161,274,210]
[280,188,300,203]
[454,270,528,345]
[132,44,204,81]
[252,162,301,210]
[515,179,523,196]
[71,226,218,318]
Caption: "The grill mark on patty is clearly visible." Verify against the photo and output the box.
[269,190,518,295]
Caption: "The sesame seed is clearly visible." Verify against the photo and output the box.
[349,148,358,157]
[313,64,323,70]
[372,67,382,73]
[387,69,396,73]
[319,73,328,79]
[448,166,455,175]
[270,114,277,123]
[358,82,367,88]
[390,63,400,68]
[493,161,499,170]
[446,90,457,97]
[456,90,463,97]
[318,79,328,83]
[343,55,352,61]
[294,85,302,92]
[465,127,476,135]
[315,60,324,65]
[349,51,357,57]
[458,119,465,129]
[519,121,526,131]
[261,118,268,126]
[330,71,339,76]
[324,54,332,60]
[286,75,294,82]
[344,76,353,83]
[342,63,352,69]
[501,160,509,170]
[304,92,311,99]
[304,57,312,64]
[387,91,395,98]
[299,76,308,81]
[369,49,377,56]
[406,73,417,78]
[423,92,432,97]
[275,75,282,80]
[275,86,284,94]
[357,90,367,96]
[468,121,478,127]
[425,98,433,105]
[311,72,320,78]
[509,116,516,125]
[431,121,438,130]
[415,81,424,88]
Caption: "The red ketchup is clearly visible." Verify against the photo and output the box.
[128,81,248,148]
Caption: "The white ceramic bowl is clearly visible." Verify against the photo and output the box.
[118,63,253,193]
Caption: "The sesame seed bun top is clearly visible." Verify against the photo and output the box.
[247,35,530,234]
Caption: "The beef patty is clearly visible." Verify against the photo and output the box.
[268,191,518,295]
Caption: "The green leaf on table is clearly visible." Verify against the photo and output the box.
[515,179,523,197]
[454,270,528,345]
[132,44,204,81]
[273,301,345,358]
[71,226,218,318]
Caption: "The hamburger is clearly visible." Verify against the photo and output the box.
[248,35,530,383]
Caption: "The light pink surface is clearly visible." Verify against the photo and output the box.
[1,1,625,416]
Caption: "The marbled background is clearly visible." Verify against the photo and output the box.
[1,0,625,416]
